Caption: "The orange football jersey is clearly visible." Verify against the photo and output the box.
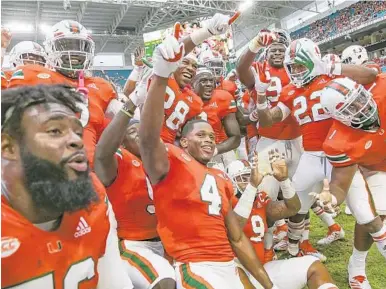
[231,192,271,264]
[279,75,335,151]
[106,148,158,241]
[251,61,301,140]
[217,79,238,97]
[160,77,203,143]
[7,65,116,166]
[153,144,234,263]
[1,174,110,289]
[201,89,237,143]
[324,74,386,171]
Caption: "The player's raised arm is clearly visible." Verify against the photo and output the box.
[225,210,275,289]
[236,30,277,90]
[139,27,184,184]
[182,12,236,55]
[265,149,301,222]
[94,98,137,186]
[217,113,241,154]
[340,64,377,85]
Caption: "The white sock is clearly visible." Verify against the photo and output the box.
[313,206,335,227]
[317,284,338,289]
[370,224,386,259]
[302,218,310,241]
[349,247,368,277]
[288,242,299,256]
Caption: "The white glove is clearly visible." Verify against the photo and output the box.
[294,49,333,77]
[153,35,184,78]
[251,64,271,94]
[249,29,277,53]
[205,13,230,35]
[129,66,153,106]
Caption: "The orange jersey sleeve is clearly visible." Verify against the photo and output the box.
[279,75,335,151]
[1,173,111,289]
[218,79,238,97]
[232,191,271,264]
[160,78,203,143]
[106,148,158,240]
[85,77,117,112]
[1,70,11,89]
[323,75,386,171]
[153,144,234,263]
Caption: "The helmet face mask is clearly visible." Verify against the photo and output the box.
[9,41,47,68]
[321,78,379,131]
[205,59,224,79]
[284,38,321,88]
[226,160,252,194]
[45,20,95,78]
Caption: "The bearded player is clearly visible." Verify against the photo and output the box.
[253,37,377,260]
[7,20,119,167]
[95,97,175,289]
[139,25,282,289]
[313,76,386,289]
[192,67,240,170]
[1,85,132,289]
[227,152,339,289]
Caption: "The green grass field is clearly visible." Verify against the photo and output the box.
[305,205,385,289]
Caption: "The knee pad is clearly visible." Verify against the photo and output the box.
[288,219,305,241]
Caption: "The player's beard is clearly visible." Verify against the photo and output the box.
[20,147,99,214]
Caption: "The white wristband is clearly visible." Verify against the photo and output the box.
[128,66,142,82]
[279,179,296,199]
[234,184,257,219]
[190,28,212,45]
[248,41,261,54]
[256,101,268,110]
[331,62,342,75]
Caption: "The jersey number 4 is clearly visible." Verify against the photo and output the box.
[8,257,95,288]
[293,91,330,125]
[200,174,222,216]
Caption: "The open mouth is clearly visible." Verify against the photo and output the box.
[201,145,214,154]
[182,71,193,80]
[66,154,88,172]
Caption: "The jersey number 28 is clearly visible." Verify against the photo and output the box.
[164,86,190,130]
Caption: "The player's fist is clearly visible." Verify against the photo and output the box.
[1,27,12,50]
[309,179,337,213]
[129,66,153,106]
[251,62,271,94]
[249,152,265,188]
[249,29,277,53]
[269,149,288,181]
[206,13,231,35]
[153,34,184,78]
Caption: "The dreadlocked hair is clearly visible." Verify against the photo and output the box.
[1,85,82,140]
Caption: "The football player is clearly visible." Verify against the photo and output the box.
[253,37,377,260]
[315,76,386,289]
[139,26,280,289]
[227,154,339,289]
[94,97,176,289]
[342,45,381,74]
[192,67,240,170]
[9,41,47,68]
[1,85,132,289]
[7,20,118,167]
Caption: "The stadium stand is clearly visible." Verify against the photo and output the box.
[291,1,386,43]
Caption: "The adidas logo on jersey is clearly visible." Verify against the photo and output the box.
[187,96,193,103]
[209,102,218,108]
[74,217,91,238]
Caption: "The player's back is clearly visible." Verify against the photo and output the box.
[84,76,117,112]
[153,144,234,263]
[231,192,270,264]
[202,89,237,143]
[252,61,300,140]
[324,74,386,171]
[161,78,203,143]
[280,75,334,151]
[1,174,110,289]
[106,148,158,241]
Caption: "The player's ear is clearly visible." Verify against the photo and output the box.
[1,133,19,161]
[179,137,188,149]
